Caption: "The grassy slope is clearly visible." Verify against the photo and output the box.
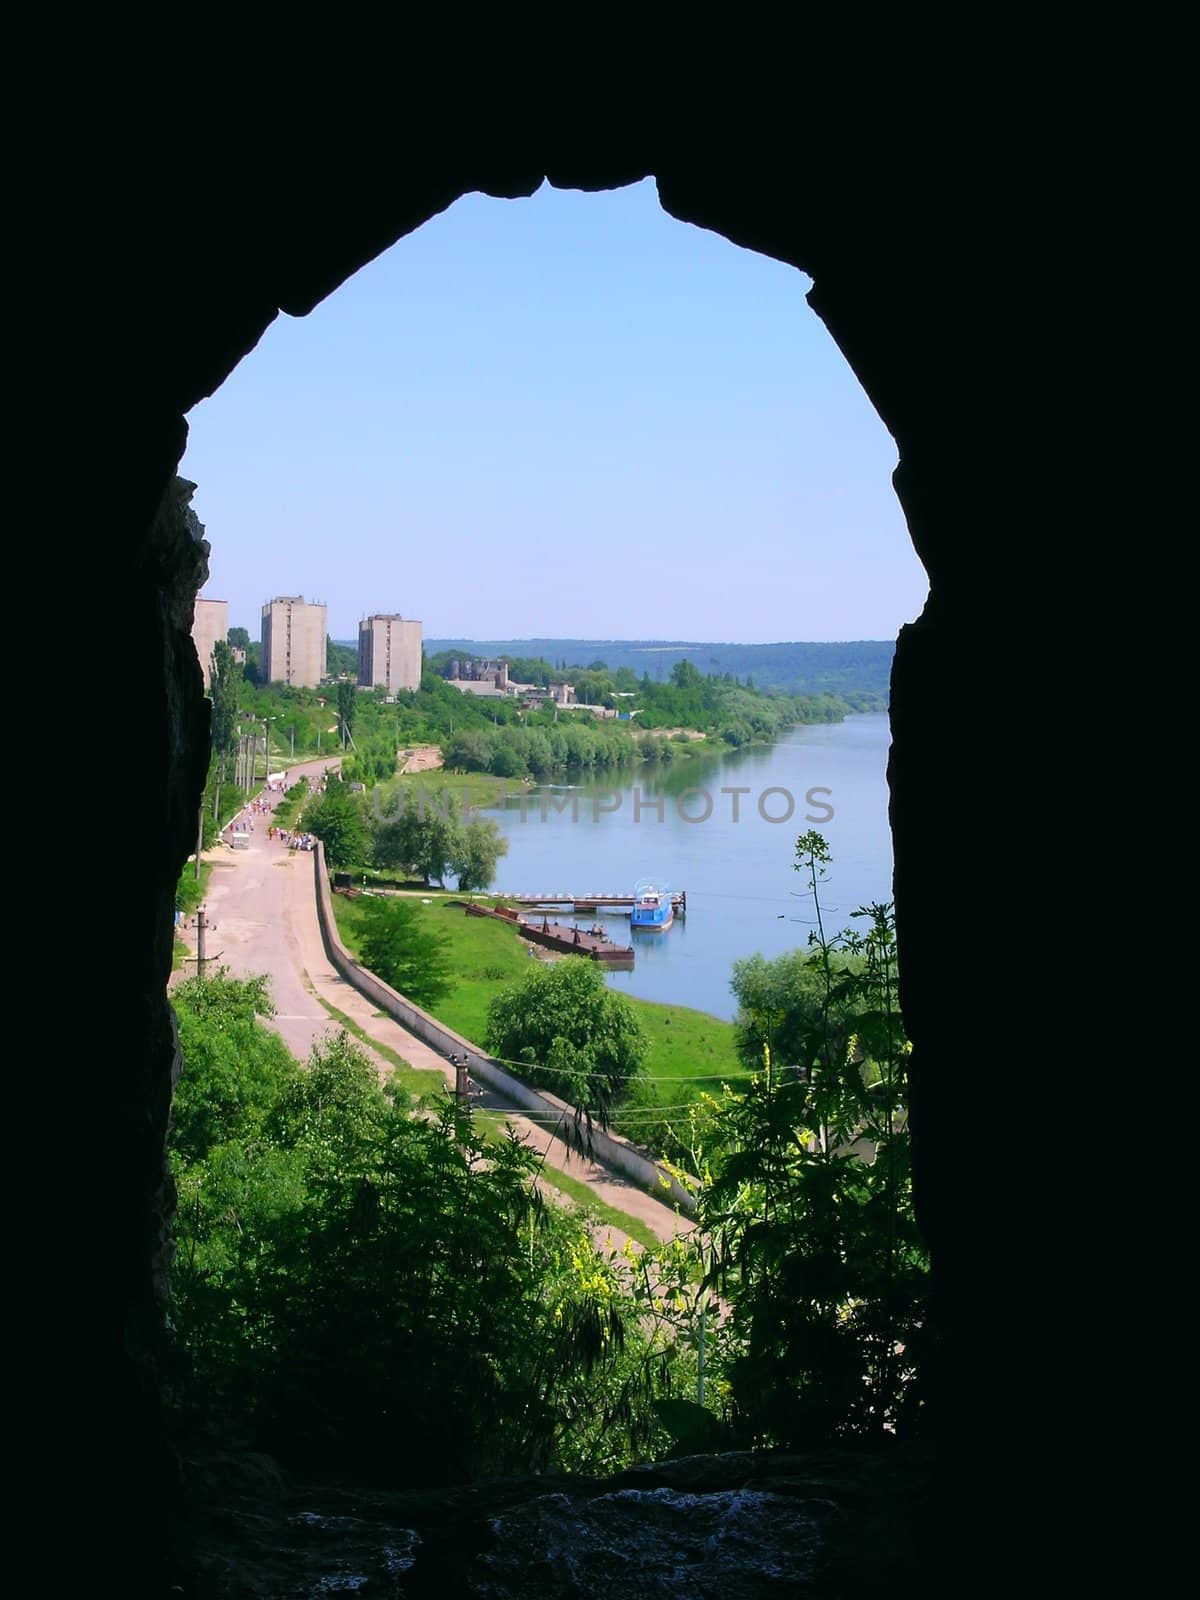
[330,892,746,1093]
[374,769,509,815]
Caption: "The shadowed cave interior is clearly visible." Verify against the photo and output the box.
[64,123,1108,1596]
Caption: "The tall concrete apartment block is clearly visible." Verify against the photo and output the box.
[191,597,229,689]
[358,614,423,693]
[261,596,327,687]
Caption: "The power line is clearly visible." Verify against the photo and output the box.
[482,1049,750,1085]
[495,1103,713,1122]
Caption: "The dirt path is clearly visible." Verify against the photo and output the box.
[174,759,691,1252]
[398,744,443,775]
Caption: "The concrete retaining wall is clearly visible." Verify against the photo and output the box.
[311,844,695,1212]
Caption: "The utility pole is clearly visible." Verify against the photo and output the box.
[454,1052,478,1129]
[196,906,208,978]
[194,804,204,879]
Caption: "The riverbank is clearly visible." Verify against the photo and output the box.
[373,742,719,817]
[330,891,748,1110]
[481,712,895,1021]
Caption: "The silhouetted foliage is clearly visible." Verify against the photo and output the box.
[169,973,684,1482]
[690,833,929,1445]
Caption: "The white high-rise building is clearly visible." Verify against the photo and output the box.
[357,614,423,693]
[261,596,327,687]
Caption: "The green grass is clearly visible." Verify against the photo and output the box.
[333,891,529,1044]
[331,890,745,1095]
[633,996,748,1090]
[534,1163,664,1250]
[376,768,511,814]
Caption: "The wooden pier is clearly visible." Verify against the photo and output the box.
[508,890,686,916]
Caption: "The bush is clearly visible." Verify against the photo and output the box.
[169,983,681,1483]
[485,958,646,1128]
[303,783,370,867]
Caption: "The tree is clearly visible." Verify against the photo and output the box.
[336,680,357,744]
[451,815,508,894]
[170,970,299,1167]
[485,959,646,1136]
[208,639,240,759]
[372,790,463,886]
[488,739,527,778]
[327,636,358,677]
[227,626,250,651]
[303,783,369,867]
[356,897,454,1009]
[670,659,703,690]
[730,947,863,1080]
[409,803,461,886]
[444,730,494,772]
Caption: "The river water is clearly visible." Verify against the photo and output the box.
[479,713,894,1021]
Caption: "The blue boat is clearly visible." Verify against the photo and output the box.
[630,878,674,931]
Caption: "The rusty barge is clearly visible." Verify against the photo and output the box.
[465,901,635,967]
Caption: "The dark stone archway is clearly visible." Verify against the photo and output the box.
[41,112,1105,1594]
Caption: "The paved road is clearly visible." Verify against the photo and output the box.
[175,759,690,1248]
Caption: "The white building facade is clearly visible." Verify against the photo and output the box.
[261,596,327,687]
[357,614,423,693]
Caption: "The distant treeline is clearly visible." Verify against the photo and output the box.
[217,655,869,788]
[424,637,893,703]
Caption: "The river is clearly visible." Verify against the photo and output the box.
[479,712,894,1020]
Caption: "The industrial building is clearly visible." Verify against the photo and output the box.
[357,613,423,693]
[261,595,327,687]
[191,597,229,689]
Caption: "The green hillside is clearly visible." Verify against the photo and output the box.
[423,638,893,703]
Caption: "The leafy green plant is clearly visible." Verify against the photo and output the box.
[691,832,929,1445]
[303,779,370,866]
[168,975,686,1482]
[485,958,647,1143]
[356,896,454,1010]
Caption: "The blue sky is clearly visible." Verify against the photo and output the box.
[182,178,927,645]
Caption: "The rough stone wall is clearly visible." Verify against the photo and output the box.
[47,108,1106,1594]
